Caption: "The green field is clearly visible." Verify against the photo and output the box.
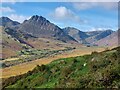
[2,47,75,68]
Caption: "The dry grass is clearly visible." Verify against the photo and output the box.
[26,37,83,50]
[1,58,19,62]
[1,47,105,78]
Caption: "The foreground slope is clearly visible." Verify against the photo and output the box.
[2,46,120,88]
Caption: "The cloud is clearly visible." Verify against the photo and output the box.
[50,6,86,24]
[0,7,15,13]
[73,3,95,10]
[53,6,76,20]
[8,14,30,23]
[73,2,118,10]
[88,27,112,31]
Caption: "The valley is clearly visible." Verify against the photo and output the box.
[0,15,119,89]
[1,46,105,78]
[2,46,120,88]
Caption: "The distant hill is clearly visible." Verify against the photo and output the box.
[85,30,114,45]
[0,17,20,28]
[17,15,77,43]
[95,31,118,46]
[63,27,114,45]
[0,16,117,46]
[0,16,77,43]
[0,16,80,58]
[63,27,89,43]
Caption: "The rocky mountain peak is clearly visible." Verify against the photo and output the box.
[0,17,20,27]
[29,15,49,23]
[0,17,11,21]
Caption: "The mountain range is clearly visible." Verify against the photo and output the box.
[0,15,118,48]
[63,27,117,46]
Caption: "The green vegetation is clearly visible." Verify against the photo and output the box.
[2,46,120,89]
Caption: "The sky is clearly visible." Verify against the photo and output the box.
[1,1,118,31]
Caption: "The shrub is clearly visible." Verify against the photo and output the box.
[61,67,72,77]
[33,64,48,73]
[91,51,98,55]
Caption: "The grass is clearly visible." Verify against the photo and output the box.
[2,47,75,68]
[1,46,105,78]
[2,46,120,88]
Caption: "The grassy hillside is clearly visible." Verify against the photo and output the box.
[2,46,120,89]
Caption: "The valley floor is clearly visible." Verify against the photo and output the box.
[1,47,105,78]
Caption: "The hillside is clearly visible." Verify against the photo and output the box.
[63,27,88,43]
[2,46,120,88]
[0,16,116,46]
[0,17,81,59]
[86,30,114,45]
[17,15,77,43]
[0,17,20,28]
[95,31,118,47]
[0,27,24,59]
[63,27,114,45]
[0,16,77,45]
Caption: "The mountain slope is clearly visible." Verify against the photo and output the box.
[17,15,77,43]
[0,16,116,46]
[63,27,114,45]
[0,17,20,28]
[2,46,120,88]
[85,30,114,45]
[1,27,24,59]
[95,31,118,46]
[63,27,88,43]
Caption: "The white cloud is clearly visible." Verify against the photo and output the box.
[88,27,112,31]
[53,6,76,19]
[73,2,118,10]
[8,14,30,23]
[51,6,86,24]
[0,7,15,13]
[73,3,95,10]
